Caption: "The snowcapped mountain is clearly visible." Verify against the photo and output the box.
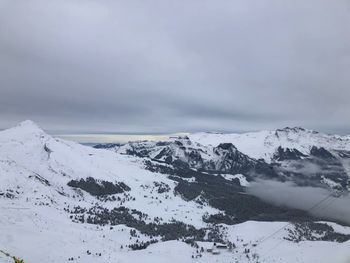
[117,137,276,178]
[1,121,350,263]
[115,127,350,191]
[0,120,217,225]
[189,127,350,162]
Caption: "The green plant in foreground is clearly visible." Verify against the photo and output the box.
[13,256,24,263]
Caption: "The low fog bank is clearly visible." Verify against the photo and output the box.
[247,180,350,225]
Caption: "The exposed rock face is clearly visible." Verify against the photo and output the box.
[310,146,336,159]
[273,146,307,161]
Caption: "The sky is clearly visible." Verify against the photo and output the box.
[0,0,350,137]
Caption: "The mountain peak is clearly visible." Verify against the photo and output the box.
[0,120,46,140]
[13,120,45,134]
[16,120,42,129]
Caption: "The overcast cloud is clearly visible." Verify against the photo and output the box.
[248,179,350,225]
[0,0,349,134]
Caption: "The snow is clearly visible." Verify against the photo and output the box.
[1,206,349,263]
[0,121,218,227]
[220,173,250,186]
[322,177,342,189]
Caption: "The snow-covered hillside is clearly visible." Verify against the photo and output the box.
[0,121,217,226]
[1,121,350,263]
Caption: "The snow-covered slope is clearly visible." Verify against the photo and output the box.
[0,121,216,226]
[189,127,350,162]
[1,121,350,263]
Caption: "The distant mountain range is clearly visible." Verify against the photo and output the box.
[96,127,350,191]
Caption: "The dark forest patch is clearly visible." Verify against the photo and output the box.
[68,205,224,243]
[285,222,350,243]
[68,177,130,196]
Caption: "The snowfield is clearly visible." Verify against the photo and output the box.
[1,204,350,263]
[1,121,350,262]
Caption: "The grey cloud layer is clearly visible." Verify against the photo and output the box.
[248,180,350,225]
[0,0,349,133]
